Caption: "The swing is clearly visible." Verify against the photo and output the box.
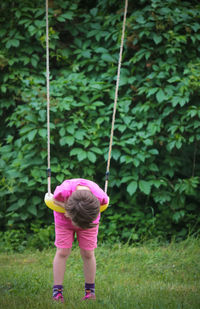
[44,0,128,213]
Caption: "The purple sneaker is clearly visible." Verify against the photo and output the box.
[82,291,96,301]
[53,289,64,303]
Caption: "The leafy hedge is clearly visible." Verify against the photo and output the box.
[0,0,200,244]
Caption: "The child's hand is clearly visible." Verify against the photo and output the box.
[44,192,65,208]
[64,212,70,219]
[53,197,65,208]
[45,193,66,213]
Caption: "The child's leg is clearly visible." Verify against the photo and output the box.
[80,248,96,283]
[53,219,74,285]
[53,219,74,302]
[77,225,99,300]
[52,248,71,302]
[80,248,96,300]
[53,247,71,284]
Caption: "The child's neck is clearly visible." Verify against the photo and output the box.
[76,185,90,191]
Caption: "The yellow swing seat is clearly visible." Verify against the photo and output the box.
[45,193,109,213]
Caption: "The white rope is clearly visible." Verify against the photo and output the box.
[104,0,128,194]
[46,0,51,194]
[45,0,128,195]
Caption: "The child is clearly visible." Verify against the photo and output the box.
[52,178,109,302]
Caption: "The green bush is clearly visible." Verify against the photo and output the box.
[27,223,55,250]
[0,0,200,246]
[0,229,27,252]
[0,222,55,252]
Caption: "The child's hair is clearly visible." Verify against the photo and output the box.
[65,190,100,229]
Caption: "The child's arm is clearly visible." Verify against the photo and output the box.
[53,180,72,202]
[53,197,65,207]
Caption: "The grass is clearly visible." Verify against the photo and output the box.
[0,237,200,309]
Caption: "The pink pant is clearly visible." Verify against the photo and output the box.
[54,217,99,250]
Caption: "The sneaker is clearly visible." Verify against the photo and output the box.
[82,292,96,301]
[53,291,64,303]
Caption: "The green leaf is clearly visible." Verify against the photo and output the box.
[137,153,146,162]
[133,158,140,167]
[191,23,200,32]
[168,76,181,83]
[78,150,87,161]
[28,204,37,216]
[0,159,6,168]
[89,147,102,154]
[151,179,162,188]
[34,20,45,28]
[153,34,162,44]
[7,39,20,48]
[31,57,37,68]
[87,151,96,163]
[101,54,115,62]
[158,7,171,14]
[32,196,41,205]
[59,137,67,146]
[82,50,91,58]
[156,89,166,103]
[121,176,135,184]
[127,181,138,196]
[65,136,75,146]
[1,85,7,93]
[96,47,108,53]
[7,198,26,211]
[139,180,151,195]
[136,15,145,24]
[112,149,121,160]
[7,203,20,212]
[56,174,65,183]
[60,136,74,146]
[57,16,66,22]
[59,128,65,137]
[0,29,6,37]
[74,130,85,140]
[38,129,46,138]
[60,12,74,20]
[149,149,159,155]
[90,8,98,16]
[149,163,159,172]
[70,148,82,156]
[147,87,158,97]
[26,114,38,123]
[172,211,185,223]
[21,213,29,221]
[15,10,21,18]
[27,130,37,141]
[67,125,76,134]
[117,125,126,133]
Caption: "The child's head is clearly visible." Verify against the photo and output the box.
[65,190,100,229]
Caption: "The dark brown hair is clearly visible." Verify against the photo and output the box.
[65,190,100,229]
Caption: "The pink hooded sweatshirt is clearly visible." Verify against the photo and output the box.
[53,178,109,225]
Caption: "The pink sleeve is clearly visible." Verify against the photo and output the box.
[53,180,73,202]
[87,181,109,205]
[97,189,109,205]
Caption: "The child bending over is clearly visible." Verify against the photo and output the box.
[52,178,109,302]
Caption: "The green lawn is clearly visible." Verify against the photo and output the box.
[0,238,200,309]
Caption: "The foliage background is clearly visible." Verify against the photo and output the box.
[0,0,200,248]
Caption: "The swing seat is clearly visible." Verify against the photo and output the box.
[45,193,65,213]
[45,193,109,213]
[100,200,109,212]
